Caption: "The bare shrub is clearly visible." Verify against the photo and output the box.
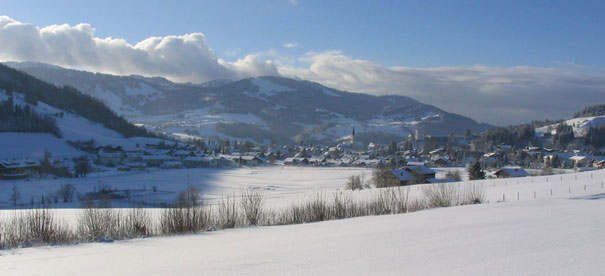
[367,189,392,215]
[177,185,201,207]
[345,175,363,190]
[307,193,329,222]
[77,207,116,241]
[331,191,356,219]
[240,189,265,226]
[365,188,410,216]
[405,198,427,213]
[121,208,153,238]
[278,203,307,225]
[445,170,462,181]
[276,193,331,225]
[218,195,239,229]
[460,184,486,205]
[422,183,459,208]
[57,183,77,202]
[1,209,74,248]
[159,205,209,235]
[385,187,411,214]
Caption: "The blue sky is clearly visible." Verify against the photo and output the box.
[1,0,604,125]
[3,0,604,68]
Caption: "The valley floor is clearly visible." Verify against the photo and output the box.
[1,185,604,275]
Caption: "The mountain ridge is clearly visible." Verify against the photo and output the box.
[4,61,493,144]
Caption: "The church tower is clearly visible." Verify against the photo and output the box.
[351,127,356,145]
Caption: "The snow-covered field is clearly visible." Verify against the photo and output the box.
[0,166,374,209]
[1,168,604,275]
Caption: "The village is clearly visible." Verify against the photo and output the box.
[2,127,604,185]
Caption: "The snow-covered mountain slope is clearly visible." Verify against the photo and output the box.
[0,132,82,159]
[535,115,605,137]
[0,91,158,159]
[1,169,604,275]
[6,62,492,144]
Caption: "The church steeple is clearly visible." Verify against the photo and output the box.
[351,127,355,144]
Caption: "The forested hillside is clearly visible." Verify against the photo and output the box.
[0,64,154,138]
[573,104,605,118]
[0,97,61,137]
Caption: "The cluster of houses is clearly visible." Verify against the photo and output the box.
[97,146,265,171]
[0,158,39,180]
[2,129,605,182]
[479,145,605,171]
[0,156,76,180]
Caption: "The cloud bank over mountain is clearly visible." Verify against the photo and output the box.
[1,15,604,125]
[280,51,605,125]
[0,16,278,83]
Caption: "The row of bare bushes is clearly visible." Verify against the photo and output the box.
[0,183,485,249]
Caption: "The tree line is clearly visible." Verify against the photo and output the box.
[0,97,61,137]
[573,104,605,118]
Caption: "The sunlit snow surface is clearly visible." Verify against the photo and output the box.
[1,168,604,275]
[1,171,604,275]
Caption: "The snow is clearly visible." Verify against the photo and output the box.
[251,78,293,96]
[124,83,158,97]
[199,79,232,88]
[0,167,374,208]
[535,115,605,137]
[321,87,341,97]
[0,133,82,159]
[92,86,135,117]
[1,169,604,275]
[0,92,138,158]
[134,106,268,142]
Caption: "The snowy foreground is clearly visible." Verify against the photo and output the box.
[1,193,603,275]
[1,169,604,275]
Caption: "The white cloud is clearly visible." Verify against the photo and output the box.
[1,15,603,125]
[288,0,299,5]
[283,42,299,48]
[279,51,605,125]
[0,16,278,83]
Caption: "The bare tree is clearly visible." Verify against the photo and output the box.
[10,183,21,208]
[346,175,363,190]
[57,184,77,203]
[445,170,462,181]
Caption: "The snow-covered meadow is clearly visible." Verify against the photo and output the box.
[0,166,375,209]
[2,166,604,224]
[0,168,604,275]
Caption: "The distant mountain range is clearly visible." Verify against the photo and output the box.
[5,62,493,144]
